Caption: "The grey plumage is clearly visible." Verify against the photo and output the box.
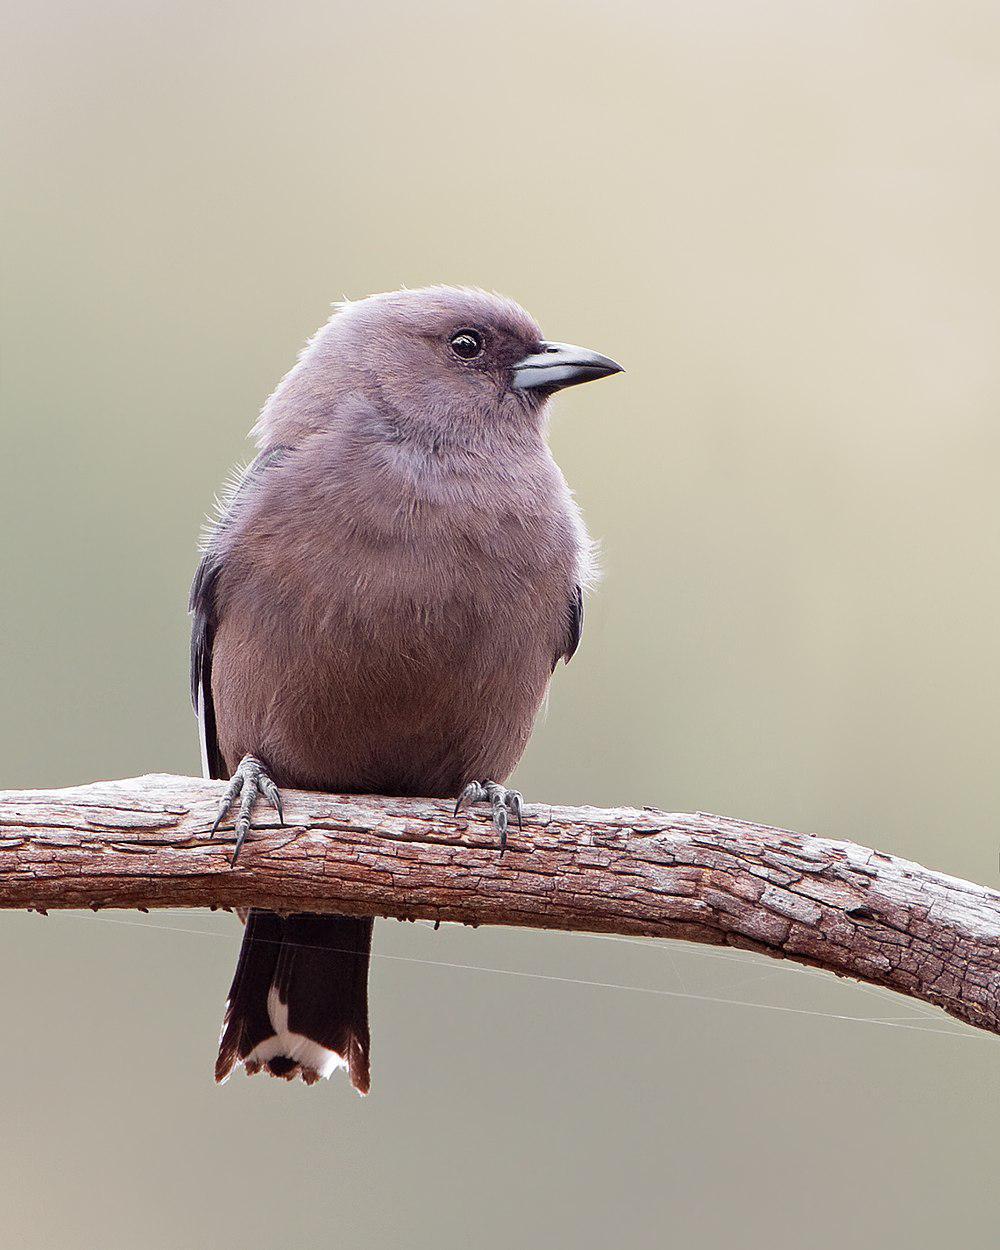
[191,286,621,1090]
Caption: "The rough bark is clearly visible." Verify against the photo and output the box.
[1,773,998,1036]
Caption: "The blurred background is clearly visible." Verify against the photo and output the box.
[3,1,1000,1246]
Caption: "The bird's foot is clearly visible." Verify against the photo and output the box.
[454,781,523,854]
[211,754,283,865]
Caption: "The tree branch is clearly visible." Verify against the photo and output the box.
[1,773,997,1036]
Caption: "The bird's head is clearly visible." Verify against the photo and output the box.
[255,286,623,452]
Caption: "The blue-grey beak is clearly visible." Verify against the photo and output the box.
[511,341,624,392]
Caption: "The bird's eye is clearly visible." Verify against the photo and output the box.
[449,329,484,360]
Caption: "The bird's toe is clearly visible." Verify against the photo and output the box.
[454,780,526,854]
[212,754,283,865]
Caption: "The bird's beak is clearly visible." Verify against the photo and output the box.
[511,341,624,392]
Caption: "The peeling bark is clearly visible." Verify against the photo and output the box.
[1,773,998,1036]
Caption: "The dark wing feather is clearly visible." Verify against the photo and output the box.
[190,548,226,779]
[189,447,287,780]
[555,583,584,670]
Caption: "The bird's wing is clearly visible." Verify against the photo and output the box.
[556,583,585,669]
[189,446,288,780]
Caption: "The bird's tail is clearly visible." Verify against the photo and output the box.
[215,910,373,1092]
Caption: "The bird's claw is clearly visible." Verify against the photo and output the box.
[211,754,283,865]
[454,780,523,854]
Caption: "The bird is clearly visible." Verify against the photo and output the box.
[190,286,622,1091]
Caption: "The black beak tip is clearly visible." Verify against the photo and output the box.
[583,356,625,383]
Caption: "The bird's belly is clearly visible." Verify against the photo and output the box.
[212,589,556,798]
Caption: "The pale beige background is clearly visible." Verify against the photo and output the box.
[3,2,1000,1247]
